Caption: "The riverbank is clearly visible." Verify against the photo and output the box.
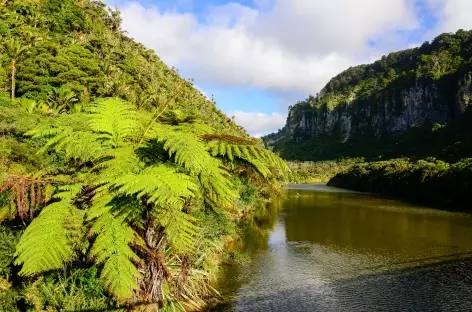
[328,158,472,210]
[288,158,364,183]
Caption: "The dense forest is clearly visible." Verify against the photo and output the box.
[0,0,289,311]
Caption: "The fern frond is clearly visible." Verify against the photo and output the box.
[201,133,257,145]
[55,131,103,162]
[111,165,197,208]
[89,209,142,300]
[151,126,239,208]
[155,125,214,175]
[199,164,239,208]
[207,140,290,178]
[232,145,242,158]
[0,205,11,222]
[28,126,103,162]
[155,208,199,253]
[14,199,84,276]
[86,194,115,223]
[93,147,142,186]
[243,157,272,178]
[88,98,140,147]
[52,183,84,200]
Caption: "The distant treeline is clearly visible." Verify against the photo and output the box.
[329,158,472,209]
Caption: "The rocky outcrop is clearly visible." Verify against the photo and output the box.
[282,75,471,144]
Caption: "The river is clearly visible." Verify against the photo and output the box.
[208,184,472,312]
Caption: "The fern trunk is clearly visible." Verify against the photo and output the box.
[139,220,171,303]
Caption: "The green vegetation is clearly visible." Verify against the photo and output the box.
[0,1,289,310]
[0,99,287,311]
[0,0,242,133]
[329,158,472,209]
[288,158,364,183]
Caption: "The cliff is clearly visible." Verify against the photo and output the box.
[264,30,472,161]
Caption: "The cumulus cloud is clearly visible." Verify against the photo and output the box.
[119,0,424,95]
[430,0,472,33]
[251,0,418,57]
[230,111,286,137]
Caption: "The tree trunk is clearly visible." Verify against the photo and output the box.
[11,59,16,100]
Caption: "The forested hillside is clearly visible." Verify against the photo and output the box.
[0,0,242,133]
[264,30,472,161]
[0,1,289,311]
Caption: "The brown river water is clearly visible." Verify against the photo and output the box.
[208,184,472,312]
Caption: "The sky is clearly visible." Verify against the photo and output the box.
[107,0,472,137]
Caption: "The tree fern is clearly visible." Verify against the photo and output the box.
[110,165,200,251]
[8,97,290,308]
[92,147,142,196]
[199,164,239,209]
[156,125,214,175]
[154,125,240,208]
[206,139,289,179]
[155,208,199,253]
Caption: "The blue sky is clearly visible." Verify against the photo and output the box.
[112,0,471,136]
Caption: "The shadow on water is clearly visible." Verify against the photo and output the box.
[208,185,472,312]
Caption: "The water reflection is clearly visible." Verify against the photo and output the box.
[284,189,472,261]
[209,185,472,312]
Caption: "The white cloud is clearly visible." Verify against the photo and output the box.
[119,0,423,95]
[251,0,418,58]
[430,0,472,33]
[229,111,286,137]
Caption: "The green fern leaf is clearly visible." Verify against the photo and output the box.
[88,98,139,147]
[157,126,213,175]
[155,208,199,253]
[14,200,84,276]
[206,140,290,179]
[89,214,142,300]
[153,126,239,207]
[199,164,239,208]
[28,126,103,162]
[88,198,142,300]
[111,165,197,208]
[93,147,142,187]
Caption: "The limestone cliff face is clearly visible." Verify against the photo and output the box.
[264,30,472,157]
[283,75,471,143]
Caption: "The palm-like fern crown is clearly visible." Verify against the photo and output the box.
[12,98,289,301]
